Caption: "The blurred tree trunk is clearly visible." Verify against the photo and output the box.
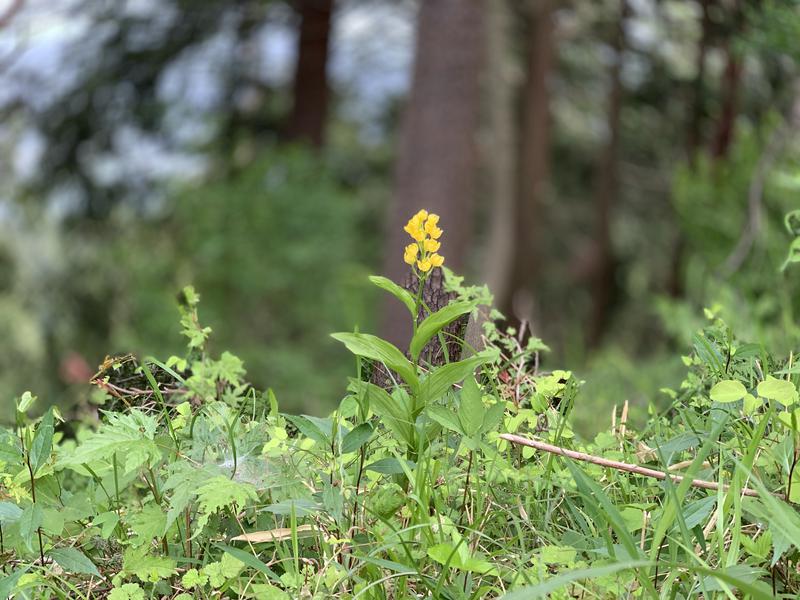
[380,0,486,347]
[587,0,629,348]
[501,0,555,326]
[686,0,712,162]
[710,43,742,160]
[482,0,518,312]
[287,0,333,148]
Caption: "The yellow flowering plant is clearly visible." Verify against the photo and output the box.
[332,210,499,458]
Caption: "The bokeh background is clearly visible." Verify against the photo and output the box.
[1,0,799,435]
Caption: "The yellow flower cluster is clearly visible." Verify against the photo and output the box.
[403,209,444,273]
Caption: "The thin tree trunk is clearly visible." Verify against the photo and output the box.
[287,0,333,148]
[587,0,629,348]
[502,0,555,326]
[380,0,486,348]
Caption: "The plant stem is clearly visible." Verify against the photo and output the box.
[26,456,45,564]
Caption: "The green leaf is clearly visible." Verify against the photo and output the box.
[366,457,415,475]
[480,401,506,434]
[48,547,101,577]
[216,544,283,584]
[331,332,418,392]
[0,568,28,599]
[778,409,800,431]
[122,548,177,583]
[709,380,747,403]
[92,511,120,539]
[284,415,330,446]
[369,276,416,316]
[195,476,258,532]
[410,300,476,362]
[756,375,798,406]
[341,422,374,454]
[29,407,54,476]
[426,406,463,434]
[18,504,43,551]
[427,542,496,574]
[458,375,484,436]
[780,237,800,271]
[349,380,414,447]
[418,349,499,407]
[0,502,23,524]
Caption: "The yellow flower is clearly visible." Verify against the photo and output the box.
[414,209,429,223]
[426,224,443,239]
[403,243,419,265]
[424,214,439,232]
[423,238,440,252]
[429,253,444,268]
[417,257,432,272]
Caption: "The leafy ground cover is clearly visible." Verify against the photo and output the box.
[1,211,800,599]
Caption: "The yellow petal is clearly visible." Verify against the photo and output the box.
[428,226,442,240]
[423,239,440,252]
[417,258,432,272]
[424,214,440,233]
[429,253,444,267]
[413,209,429,223]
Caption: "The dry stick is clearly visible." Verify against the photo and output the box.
[499,433,785,500]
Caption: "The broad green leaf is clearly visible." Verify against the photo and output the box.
[0,501,23,523]
[122,548,177,583]
[366,457,415,475]
[369,276,416,316]
[216,544,283,584]
[195,476,258,532]
[341,422,374,454]
[480,401,507,434]
[29,407,54,475]
[0,568,28,599]
[410,300,477,362]
[756,375,798,406]
[331,332,418,392]
[426,406,463,434]
[743,394,761,415]
[778,409,800,430]
[458,375,484,436]
[284,415,330,446]
[427,543,496,574]
[93,511,120,539]
[349,380,414,447]
[709,380,747,403]
[130,504,167,544]
[418,349,499,407]
[18,504,43,551]
[48,547,101,577]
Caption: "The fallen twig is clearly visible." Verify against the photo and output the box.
[499,433,784,500]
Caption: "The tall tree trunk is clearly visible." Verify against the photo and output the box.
[379,0,486,348]
[710,43,743,160]
[502,0,555,326]
[587,0,629,348]
[482,0,519,312]
[287,0,333,148]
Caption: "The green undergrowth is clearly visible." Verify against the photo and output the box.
[1,255,800,598]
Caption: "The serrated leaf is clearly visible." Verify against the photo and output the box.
[29,407,54,476]
[410,300,477,362]
[48,547,101,577]
[709,380,747,403]
[331,332,418,392]
[195,476,258,532]
[757,376,798,406]
[341,422,374,454]
[123,548,177,583]
[369,276,416,316]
